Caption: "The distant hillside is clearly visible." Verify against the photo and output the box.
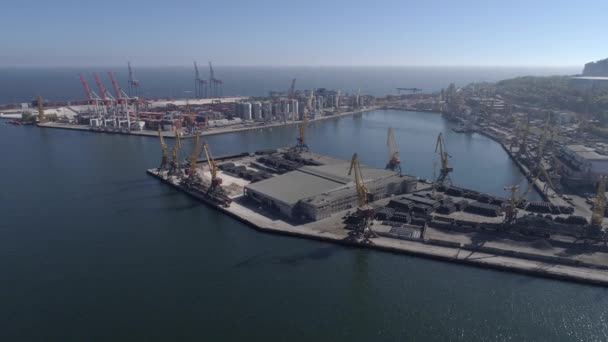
[492,76,608,120]
[583,58,608,76]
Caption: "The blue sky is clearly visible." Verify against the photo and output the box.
[2,0,606,67]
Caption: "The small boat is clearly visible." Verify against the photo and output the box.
[7,120,22,126]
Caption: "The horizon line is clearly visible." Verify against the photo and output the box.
[0,64,582,69]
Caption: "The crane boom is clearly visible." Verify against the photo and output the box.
[208,61,215,79]
[93,72,108,101]
[202,141,223,188]
[348,153,369,208]
[184,134,201,185]
[37,96,45,123]
[80,74,94,101]
[435,133,453,184]
[108,71,122,100]
[158,128,169,170]
[347,153,377,238]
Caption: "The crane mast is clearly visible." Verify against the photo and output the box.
[168,128,182,176]
[435,133,453,185]
[184,134,201,186]
[37,96,45,123]
[347,153,377,237]
[157,128,169,170]
[127,61,140,97]
[385,127,401,174]
[203,141,222,187]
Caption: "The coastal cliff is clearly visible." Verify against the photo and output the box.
[583,58,608,76]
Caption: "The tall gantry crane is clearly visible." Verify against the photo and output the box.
[435,133,453,185]
[348,153,376,237]
[37,96,45,123]
[108,71,132,129]
[79,73,103,120]
[591,176,606,227]
[209,61,223,97]
[157,128,169,171]
[194,61,208,98]
[127,61,140,97]
[385,127,401,174]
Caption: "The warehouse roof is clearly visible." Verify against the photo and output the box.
[565,144,608,161]
[246,169,344,206]
[299,162,396,184]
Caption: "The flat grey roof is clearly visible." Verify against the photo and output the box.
[300,162,397,184]
[246,154,407,206]
[566,144,608,161]
[246,169,344,206]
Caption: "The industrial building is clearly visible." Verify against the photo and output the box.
[559,144,608,186]
[235,102,252,120]
[245,158,416,221]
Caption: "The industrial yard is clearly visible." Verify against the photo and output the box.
[145,109,608,285]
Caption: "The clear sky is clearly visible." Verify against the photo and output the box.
[2,0,606,67]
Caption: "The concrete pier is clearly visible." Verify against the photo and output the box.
[147,168,608,287]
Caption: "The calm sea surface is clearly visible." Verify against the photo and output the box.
[1,109,606,341]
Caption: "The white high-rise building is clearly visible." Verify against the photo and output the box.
[252,102,262,120]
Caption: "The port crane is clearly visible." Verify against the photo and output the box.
[157,128,169,171]
[503,183,534,226]
[202,141,222,189]
[127,61,140,97]
[168,128,182,176]
[183,133,202,187]
[79,73,104,123]
[591,176,606,227]
[503,123,552,226]
[107,71,133,129]
[194,61,208,98]
[37,96,45,123]
[385,127,401,174]
[435,133,453,185]
[293,89,314,152]
[209,61,223,97]
[294,111,309,152]
[348,153,377,238]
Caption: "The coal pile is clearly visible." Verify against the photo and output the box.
[436,197,457,214]
[464,201,502,217]
[375,207,395,221]
[282,152,323,166]
[392,211,411,223]
[565,215,588,225]
[388,198,414,211]
[256,155,303,173]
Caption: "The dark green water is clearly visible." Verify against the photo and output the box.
[1,110,606,341]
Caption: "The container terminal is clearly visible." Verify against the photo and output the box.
[146,108,608,286]
[1,61,380,138]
